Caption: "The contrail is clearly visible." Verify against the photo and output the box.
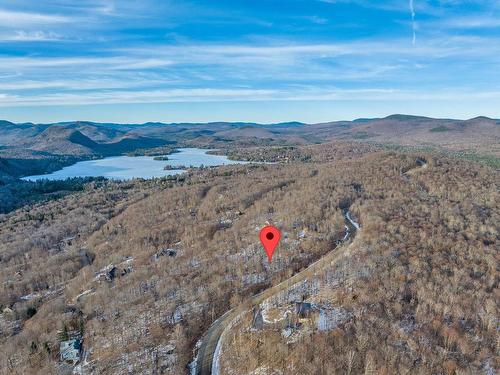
[409,0,416,45]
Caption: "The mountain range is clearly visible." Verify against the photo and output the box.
[0,115,498,179]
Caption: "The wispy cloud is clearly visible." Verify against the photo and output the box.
[439,15,500,29]
[409,0,416,45]
[0,30,64,42]
[0,8,73,26]
[0,88,277,106]
[1,86,499,107]
[303,15,329,25]
[318,0,407,12]
[0,0,498,120]
[1,34,499,107]
[0,77,176,91]
[116,37,500,67]
[0,56,172,70]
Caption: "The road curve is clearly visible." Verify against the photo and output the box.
[193,210,360,375]
[192,158,427,375]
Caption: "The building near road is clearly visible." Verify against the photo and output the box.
[60,339,82,364]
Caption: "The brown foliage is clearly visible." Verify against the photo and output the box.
[0,144,497,375]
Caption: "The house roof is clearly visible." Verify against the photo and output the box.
[60,339,81,352]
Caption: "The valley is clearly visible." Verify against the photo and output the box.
[1,116,498,214]
[1,115,499,178]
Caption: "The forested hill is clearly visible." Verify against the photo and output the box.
[0,144,497,374]
[1,115,498,160]
[0,115,498,213]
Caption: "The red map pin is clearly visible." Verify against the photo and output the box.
[259,226,281,262]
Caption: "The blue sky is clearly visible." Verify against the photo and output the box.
[0,0,499,123]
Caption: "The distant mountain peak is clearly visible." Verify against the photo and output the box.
[383,114,432,121]
[467,116,495,122]
[0,120,16,127]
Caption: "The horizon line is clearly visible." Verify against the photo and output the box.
[1,114,497,126]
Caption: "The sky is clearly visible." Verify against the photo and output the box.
[0,0,499,123]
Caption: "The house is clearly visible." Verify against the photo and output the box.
[93,264,116,282]
[60,339,82,364]
[153,248,177,261]
[118,257,134,276]
[415,157,427,167]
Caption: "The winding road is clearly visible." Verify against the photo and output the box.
[192,158,428,375]
[193,209,360,375]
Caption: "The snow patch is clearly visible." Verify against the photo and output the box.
[345,211,360,230]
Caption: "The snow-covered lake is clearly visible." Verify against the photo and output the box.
[22,148,246,181]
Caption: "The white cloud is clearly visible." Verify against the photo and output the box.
[1,86,499,107]
[440,15,500,29]
[304,15,329,24]
[109,59,174,70]
[117,37,500,67]
[0,30,64,42]
[0,77,176,91]
[0,9,72,26]
[0,56,172,70]
[318,0,407,12]
[0,88,278,106]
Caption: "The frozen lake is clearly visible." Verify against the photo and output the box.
[22,148,246,181]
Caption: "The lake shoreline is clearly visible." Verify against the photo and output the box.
[21,148,247,182]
